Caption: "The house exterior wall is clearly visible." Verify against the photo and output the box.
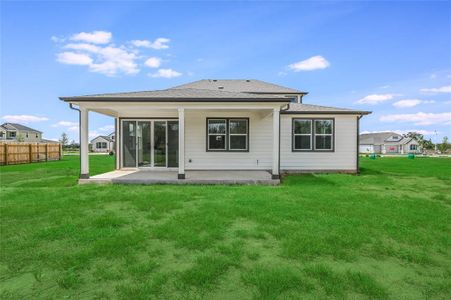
[91,137,114,152]
[359,144,374,154]
[402,140,421,154]
[184,110,273,170]
[280,114,358,172]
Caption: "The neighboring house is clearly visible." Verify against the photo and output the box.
[359,132,421,154]
[90,134,115,153]
[0,123,42,142]
[60,79,371,180]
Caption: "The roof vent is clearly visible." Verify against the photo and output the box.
[218,86,224,89]
[246,80,251,82]
[212,79,217,82]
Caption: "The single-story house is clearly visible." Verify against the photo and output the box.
[359,132,421,154]
[90,133,115,153]
[0,123,43,142]
[60,79,370,184]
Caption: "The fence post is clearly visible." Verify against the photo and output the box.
[59,143,62,160]
[45,144,48,162]
[29,144,33,163]
[4,143,8,165]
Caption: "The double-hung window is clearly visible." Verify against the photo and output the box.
[207,118,248,151]
[293,118,334,151]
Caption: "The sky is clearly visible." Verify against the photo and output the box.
[1,1,450,143]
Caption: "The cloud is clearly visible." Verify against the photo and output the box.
[355,94,397,105]
[144,57,162,68]
[420,85,451,93]
[57,45,139,76]
[70,31,112,44]
[98,125,114,132]
[149,68,182,78]
[288,55,330,72]
[379,112,451,125]
[131,38,170,49]
[2,115,49,123]
[68,126,79,132]
[392,99,435,108]
[52,121,78,127]
[57,52,93,65]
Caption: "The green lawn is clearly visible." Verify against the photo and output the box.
[0,156,450,299]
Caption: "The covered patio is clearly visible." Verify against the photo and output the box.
[79,169,279,185]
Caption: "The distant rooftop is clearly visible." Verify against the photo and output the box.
[284,103,370,115]
[1,123,42,133]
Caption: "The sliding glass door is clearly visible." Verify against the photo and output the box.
[121,120,178,168]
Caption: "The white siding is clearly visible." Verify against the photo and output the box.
[359,144,374,153]
[184,110,273,170]
[91,136,113,152]
[280,114,358,171]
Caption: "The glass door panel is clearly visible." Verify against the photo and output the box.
[137,121,151,167]
[154,121,167,167]
[167,121,179,167]
[122,121,136,167]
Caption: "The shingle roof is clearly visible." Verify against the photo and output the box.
[60,87,290,102]
[91,135,114,143]
[283,103,371,115]
[171,79,305,94]
[360,132,401,145]
[1,123,42,133]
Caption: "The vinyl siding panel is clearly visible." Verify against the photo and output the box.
[184,110,273,170]
[280,114,358,171]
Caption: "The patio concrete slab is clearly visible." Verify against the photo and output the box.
[79,170,279,185]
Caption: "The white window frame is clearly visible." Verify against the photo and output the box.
[207,119,227,151]
[410,144,417,151]
[293,119,313,151]
[314,119,334,151]
[228,119,248,151]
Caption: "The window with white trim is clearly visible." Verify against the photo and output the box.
[292,118,334,151]
[207,118,248,151]
[410,144,417,151]
[96,142,107,149]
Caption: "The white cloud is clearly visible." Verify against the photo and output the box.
[149,68,182,78]
[68,126,79,132]
[57,45,139,76]
[98,125,114,132]
[70,31,112,44]
[379,85,391,89]
[379,112,451,126]
[144,57,162,68]
[131,38,170,49]
[288,55,330,72]
[420,85,451,93]
[57,52,93,65]
[392,99,435,108]
[2,115,49,123]
[355,94,396,105]
[52,121,78,127]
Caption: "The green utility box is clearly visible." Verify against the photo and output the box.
[370,154,376,160]
[408,153,415,159]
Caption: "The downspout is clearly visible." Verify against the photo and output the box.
[69,103,82,177]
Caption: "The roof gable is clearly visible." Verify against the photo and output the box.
[1,123,42,133]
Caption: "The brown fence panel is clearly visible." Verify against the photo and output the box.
[0,143,62,166]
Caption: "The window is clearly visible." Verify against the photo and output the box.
[410,144,417,151]
[293,120,312,150]
[292,119,334,151]
[26,132,29,138]
[8,132,16,138]
[96,142,107,149]
[207,118,248,151]
[36,134,39,138]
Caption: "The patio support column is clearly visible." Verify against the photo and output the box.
[115,117,120,169]
[178,108,185,179]
[272,108,280,179]
[80,107,89,179]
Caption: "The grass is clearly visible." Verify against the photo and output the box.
[0,155,450,299]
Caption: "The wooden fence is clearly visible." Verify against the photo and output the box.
[0,143,62,165]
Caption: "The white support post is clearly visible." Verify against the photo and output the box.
[80,107,89,178]
[178,108,185,179]
[115,118,120,169]
[272,108,280,179]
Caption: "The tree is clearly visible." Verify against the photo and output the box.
[16,133,25,142]
[59,132,69,148]
[403,132,426,149]
[422,138,434,150]
[438,136,449,153]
